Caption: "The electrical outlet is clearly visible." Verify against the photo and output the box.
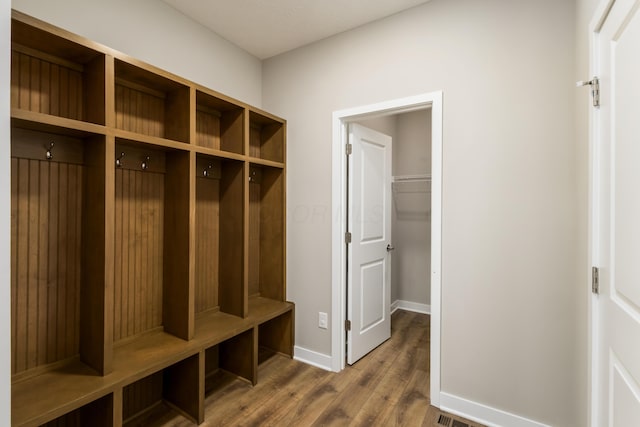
[318,312,328,329]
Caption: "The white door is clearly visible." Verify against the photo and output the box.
[347,123,392,365]
[592,1,640,425]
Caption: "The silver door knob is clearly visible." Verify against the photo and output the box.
[387,244,395,252]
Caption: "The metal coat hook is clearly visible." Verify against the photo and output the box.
[46,142,54,160]
[116,152,125,167]
[141,156,150,170]
[203,164,212,177]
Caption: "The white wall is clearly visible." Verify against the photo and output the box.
[263,0,581,425]
[1,0,11,424]
[11,0,263,106]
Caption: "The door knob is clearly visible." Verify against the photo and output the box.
[387,244,395,252]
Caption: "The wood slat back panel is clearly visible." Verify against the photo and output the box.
[41,393,113,427]
[123,371,163,422]
[195,176,220,314]
[11,157,83,375]
[249,124,261,159]
[11,50,83,121]
[114,168,164,342]
[115,84,165,139]
[196,109,220,150]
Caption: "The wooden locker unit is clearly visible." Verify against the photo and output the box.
[10,10,293,427]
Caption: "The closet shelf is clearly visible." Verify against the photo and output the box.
[392,174,431,217]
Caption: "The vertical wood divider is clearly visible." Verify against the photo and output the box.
[282,122,288,299]
[188,150,196,334]
[252,326,259,385]
[198,350,205,422]
[105,56,116,128]
[243,109,251,317]
[113,387,123,427]
[188,87,197,336]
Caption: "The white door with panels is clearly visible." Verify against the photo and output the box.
[347,123,392,365]
[590,0,640,425]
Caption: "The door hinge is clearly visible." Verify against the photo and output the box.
[345,319,351,331]
[592,266,599,294]
[346,143,353,156]
[345,232,352,244]
[576,77,600,108]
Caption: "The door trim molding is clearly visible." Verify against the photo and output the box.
[331,91,443,406]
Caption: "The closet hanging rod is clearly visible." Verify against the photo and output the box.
[393,174,431,182]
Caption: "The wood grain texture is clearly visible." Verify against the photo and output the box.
[195,174,220,314]
[80,136,111,375]
[123,371,163,424]
[114,167,164,342]
[115,84,165,139]
[11,13,290,427]
[148,311,484,427]
[41,393,113,427]
[257,167,284,301]
[249,112,284,162]
[218,161,245,317]
[195,92,244,154]
[11,50,83,121]
[162,150,193,339]
[163,353,204,424]
[196,110,220,150]
[248,179,260,297]
[11,156,83,375]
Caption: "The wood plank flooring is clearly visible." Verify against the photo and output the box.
[151,310,485,427]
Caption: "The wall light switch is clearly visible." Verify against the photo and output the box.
[318,312,328,329]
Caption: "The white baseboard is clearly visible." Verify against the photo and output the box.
[391,299,431,315]
[439,392,551,427]
[293,346,333,371]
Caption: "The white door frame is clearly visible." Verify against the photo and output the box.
[331,91,443,406]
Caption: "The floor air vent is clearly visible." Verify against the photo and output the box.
[437,414,452,426]
[452,420,469,427]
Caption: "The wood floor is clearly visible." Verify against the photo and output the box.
[149,310,485,427]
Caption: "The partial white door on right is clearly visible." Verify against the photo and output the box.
[592,0,640,425]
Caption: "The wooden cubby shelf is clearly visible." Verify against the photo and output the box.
[249,111,285,163]
[10,10,292,427]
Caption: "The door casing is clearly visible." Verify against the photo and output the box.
[331,91,443,406]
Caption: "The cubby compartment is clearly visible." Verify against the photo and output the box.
[249,111,285,163]
[196,90,244,154]
[113,140,191,341]
[248,165,285,301]
[205,328,256,393]
[122,354,202,426]
[11,126,110,377]
[195,155,245,318]
[115,60,190,143]
[11,20,106,125]
[258,310,294,365]
[40,394,114,427]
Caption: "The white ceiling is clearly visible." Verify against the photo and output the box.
[162,0,431,59]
